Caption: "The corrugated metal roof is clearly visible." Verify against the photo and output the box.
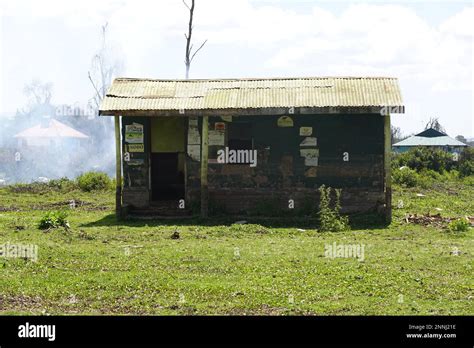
[393,135,467,147]
[99,77,404,116]
[14,120,89,139]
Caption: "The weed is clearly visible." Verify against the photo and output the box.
[38,210,70,230]
[448,218,470,232]
[317,185,350,232]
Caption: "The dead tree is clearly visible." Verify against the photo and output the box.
[183,0,208,217]
[88,23,123,139]
[23,80,53,106]
[183,0,207,79]
[88,23,121,110]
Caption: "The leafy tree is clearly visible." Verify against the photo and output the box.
[391,125,403,144]
[424,117,446,133]
[455,135,467,144]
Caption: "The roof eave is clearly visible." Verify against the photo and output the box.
[99,105,404,117]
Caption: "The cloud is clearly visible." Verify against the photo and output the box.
[1,0,472,136]
[440,6,474,37]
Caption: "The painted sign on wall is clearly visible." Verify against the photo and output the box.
[299,127,313,136]
[126,144,144,153]
[209,130,225,146]
[125,123,144,144]
[277,116,293,127]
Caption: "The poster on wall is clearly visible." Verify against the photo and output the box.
[187,144,201,161]
[299,127,312,136]
[304,157,319,166]
[300,137,317,147]
[300,148,319,158]
[277,116,293,127]
[209,130,225,146]
[125,123,144,144]
[189,117,198,126]
[300,148,319,167]
[214,122,226,131]
[188,122,201,145]
[126,144,144,153]
[188,128,201,145]
[127,159,145,166]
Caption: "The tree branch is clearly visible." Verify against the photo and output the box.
[190,39,207,63]
[88,71,102,103]
[182,0,191,11]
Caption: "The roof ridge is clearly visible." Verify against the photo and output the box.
[114,76,399,83]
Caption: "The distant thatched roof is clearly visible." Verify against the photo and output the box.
[14,120,88,139]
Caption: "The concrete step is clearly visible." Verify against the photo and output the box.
[128,202,193,218]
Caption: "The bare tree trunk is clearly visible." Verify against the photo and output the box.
[184,0,194,79]
[183,0,207,79]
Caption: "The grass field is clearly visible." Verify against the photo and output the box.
[0,180,472,315]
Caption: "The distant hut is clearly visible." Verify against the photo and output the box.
[14,119,89,150]
[393,128,468,154]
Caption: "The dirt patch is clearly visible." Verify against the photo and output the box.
[30,200,110,211]
[404,213,453,227]
[0,206,20,212]
[33,200,91,210]
[225,304,316,316]
[50,200,92,207]
[0,294,156,315]
[0,294,46,313]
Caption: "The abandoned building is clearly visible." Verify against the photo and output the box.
[99,77,404,221]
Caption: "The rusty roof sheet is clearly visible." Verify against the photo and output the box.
[99,77,404,115]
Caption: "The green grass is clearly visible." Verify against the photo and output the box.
[0,181,472,315]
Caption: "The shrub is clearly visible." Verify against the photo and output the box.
[458,148,474,177]
[47,177,78,191]
[420,169,441,181]
[38,210,70,230]
[392,167,419,187]
[9,178,78,193]
[416,174,432,189]
[9,182,48,194]
[462,175,474,186]
[317,185,350,232]
[448,218,470,232]
[76,171,112,192]
[395,148,455,173]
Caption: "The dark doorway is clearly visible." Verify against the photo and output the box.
[151,153,184,201]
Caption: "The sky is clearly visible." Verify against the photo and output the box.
[0,0,473,138]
